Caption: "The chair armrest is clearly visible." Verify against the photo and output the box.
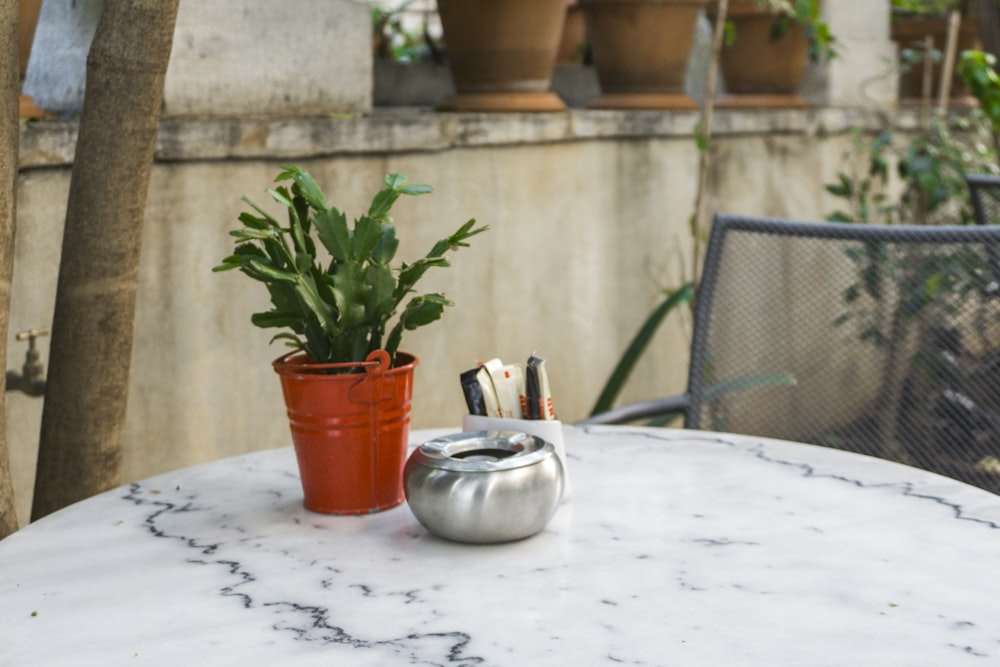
[576,394,691,425]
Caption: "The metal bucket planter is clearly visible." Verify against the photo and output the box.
[273,349,417,515]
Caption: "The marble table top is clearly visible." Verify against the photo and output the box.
[2,426,1000,666]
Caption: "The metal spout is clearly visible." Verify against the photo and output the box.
[6,328,47,397]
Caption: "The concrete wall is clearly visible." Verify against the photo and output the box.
[10,108,898,527]
[23,0,372,118]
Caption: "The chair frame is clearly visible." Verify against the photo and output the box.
[582,213,1000,426]
[966,174,1000,289]
[966,173,1000,227]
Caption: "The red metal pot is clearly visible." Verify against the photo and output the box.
[273,349,418,515]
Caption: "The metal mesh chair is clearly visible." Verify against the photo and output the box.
[583,214,1000,494]
[968,173,1000,227]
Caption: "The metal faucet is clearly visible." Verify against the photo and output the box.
[6,328,48,397]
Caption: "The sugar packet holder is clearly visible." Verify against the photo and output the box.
[461,414,572,502]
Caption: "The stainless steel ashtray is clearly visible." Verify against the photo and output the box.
[403,431,565,544]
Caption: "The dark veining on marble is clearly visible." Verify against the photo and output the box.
[580,426,1000,530]
[121,484,485,665]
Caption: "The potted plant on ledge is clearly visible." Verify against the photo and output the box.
[890,0,981,105]
[706,0,837,108]
[215,165,487,515]
[580,0,709,110]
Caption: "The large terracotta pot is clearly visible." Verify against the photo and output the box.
[892,15,980,105]
[706,0,811,108]
[18,0,45,119]
[580,0,708,110]
[437,0,567,112]
[273,349,417,515]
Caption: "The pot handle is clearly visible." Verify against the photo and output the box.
[348,349,396,405]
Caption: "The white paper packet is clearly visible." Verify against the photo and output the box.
[461,414,571,502]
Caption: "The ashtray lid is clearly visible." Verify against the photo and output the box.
[410,430,555,473]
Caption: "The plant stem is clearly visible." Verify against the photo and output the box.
[693,0,729,287]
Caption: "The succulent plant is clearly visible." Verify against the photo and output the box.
[215,165,487,368]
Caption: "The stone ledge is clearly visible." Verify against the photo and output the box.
[18,107,922,169]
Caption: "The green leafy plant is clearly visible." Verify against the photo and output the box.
[214,165,488,368]
[826,110,998,228]
[890,0,963,15]
[748,0,839,63]
[370,0,439,63]
[959,50,1000,141]
[824,59,1000,459]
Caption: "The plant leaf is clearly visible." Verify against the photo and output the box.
[590,282,695,416]
[247,258,298,283]
[277,164,327,210]
[251,311,303,328]
[365,263,397,322]
[372,225,399,264]
[399,183,432,195]
[330,262,369,329]
[314,207,351,261]
[368,187,400,222]
[352,215,384,261]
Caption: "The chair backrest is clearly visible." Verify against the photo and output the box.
[967,173,1000,226]
[689,214,1000,493]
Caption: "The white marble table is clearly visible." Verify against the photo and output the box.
[2,426,1000,666]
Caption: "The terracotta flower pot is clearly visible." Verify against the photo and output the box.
[580,0,708,110]
[891,14,980,106]
[706,0,811,108]
[437,0,567,112]
[18,0,46,119]
[273,349,417,515]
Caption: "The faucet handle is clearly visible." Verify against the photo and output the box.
[15,328,49,344]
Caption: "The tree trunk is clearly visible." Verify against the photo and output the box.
[31,0,180,521]
[0,0,21,539]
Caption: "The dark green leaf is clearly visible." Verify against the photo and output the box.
[590,283,694,416]
[252,311,303,328]
[268,332,305,349]
[314,207,351,261]
[352,215,384,261]
[247,258,298,283]
[368,188,400,222]
[365,264,397,321]
[295,272,338,334]
[277,164,328,210]
[384,173,407,190]
[372,225,399,264]
[240,196,280,228]
[399,183,432,195]
[330,262,369,329]
[425,219,489,258]
[230,228,274,241]
[398,293,452,330]
[267,187,294,209]
[238,212,270,230]
[396,257,450,300]
[693,121,708,153]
